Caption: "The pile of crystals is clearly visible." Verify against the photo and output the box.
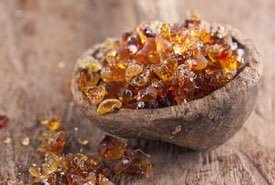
[29,119,153,185]
[76,12,245,114]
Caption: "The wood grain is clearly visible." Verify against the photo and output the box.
[0,0,274,184]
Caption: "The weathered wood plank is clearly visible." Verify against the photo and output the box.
[0,0,274,184]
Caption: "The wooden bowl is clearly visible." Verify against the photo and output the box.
[71,26,263,151]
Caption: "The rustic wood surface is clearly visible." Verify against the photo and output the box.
[0,0,274,184]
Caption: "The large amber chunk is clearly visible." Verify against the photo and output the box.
[76,12,245,114]
[114,149,153,178]
[97,135,127,160]
[86,85,106,105]
[38,131,66,155]
[97,99,123,115]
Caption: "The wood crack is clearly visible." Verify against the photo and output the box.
[4,132,18,184]
[235,150,271,185]
[0,1,25,76]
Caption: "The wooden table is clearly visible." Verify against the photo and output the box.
[0,0,274,184]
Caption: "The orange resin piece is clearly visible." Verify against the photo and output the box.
[97,135,127,160]
[38,131,66,155]
[0,115,9,129]
[114,149,153,178]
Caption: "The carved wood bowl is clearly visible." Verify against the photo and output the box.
[71,26,263,151]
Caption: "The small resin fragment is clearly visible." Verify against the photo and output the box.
[77,68,100,91]
[118,89,133,104]
[38,131,66,155]
[47,118,61,131]
[97,99,122,115]
[193,51,208,70]
[114,149,153,178]
[129,67,152,87]
[0,115,9,129]
[78,55,102,72]
[28,154,61,180]
[101,65,125,82]
[21,137,30,146]
[3,137,11,145]
[154,64,174,81]
[136,86,158,102]
[40,117,61,131]
[98,135,127,160]
[98,174,115,185]
[125,63,144,81]
[86,85,106,105]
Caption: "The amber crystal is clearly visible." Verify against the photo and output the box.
[97,99,123,115]
[114,149,153,178]
[86,85,106,105]
[97,136,127,160]
[38,131,66,155]
[47,119,61,131]
[98,174,115,185]
[0,115,9,129]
